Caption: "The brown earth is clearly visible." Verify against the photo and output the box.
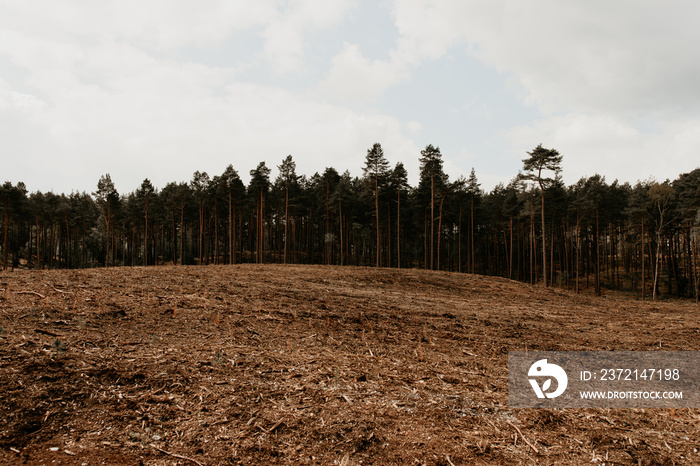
[0,264,699,465]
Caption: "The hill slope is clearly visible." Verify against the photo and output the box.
[1,264,698,464]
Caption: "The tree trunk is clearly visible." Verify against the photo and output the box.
[530,210,535,285]
[509,215,513,279]
[430,175,434,270]
[563,219,569,288]
[641,219,645,300]
[49,219,55,269]
[238,207,243,264]
[259,188,265,264]
[214,199,219,265]
[517,218,521,280]
[502,228,508,276]
[232,200,237,265]
[458,204,462,273]
[653,227,662,301]
[2,211,7,270]
[35,217,40,270]
[284,187,289,264]
[171,217,176,265]
[80,221,86,268]
[692,235,699,303]
[325,180,330,265]
[375,176,380,268]
[595,206,601,296]
[470,195,475,274]
[198,201,204,265]
[106,207,111,267]
[397,186,401,269]
[339,200,343,266]
[144,200,148,266]
[437,195,445,270]
[550,224,555,286]
[539,187,547,287]
[65,215,70,269]
[180,207,185,265]
[575,214,581,294]
[424,209,428,268]
[228,192,233,264]
[385,201,390,267]
[670,233,680,297]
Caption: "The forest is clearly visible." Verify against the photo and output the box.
[1,143,699,301]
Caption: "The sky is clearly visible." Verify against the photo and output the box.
[2,0,699,195]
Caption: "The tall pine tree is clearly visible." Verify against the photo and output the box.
[520,145,563,287]
[363,143,390,267]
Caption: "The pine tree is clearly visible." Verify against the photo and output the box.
[330,171,354,266]
[219,165,245,264]
[390,162,409,269]
[520,145,563,287]
[94,174,119,267]
[315,168,341,264]
[625,181,652,299]
[649,181,674,300]
[502,178,521,280]
[162,182,191,265]
[363,143,390,267]
[584,175,606,296]
[190,171,210,265]
[249,162,271,263]
[276,156,299,264]
[466,168,481,274]
[418,145,448,270]
[137,179,155,266]
[0,182,27,270]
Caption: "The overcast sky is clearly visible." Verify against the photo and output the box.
[2,0,699,195]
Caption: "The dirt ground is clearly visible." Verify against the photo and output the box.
[1,264,699,465]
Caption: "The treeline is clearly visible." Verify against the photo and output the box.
[1,143,699,301]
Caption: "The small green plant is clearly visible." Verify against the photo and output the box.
[0,326,5,335]
[52,338,67,354]
[214,350,224,365]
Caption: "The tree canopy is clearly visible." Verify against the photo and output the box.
[1,147,699,302]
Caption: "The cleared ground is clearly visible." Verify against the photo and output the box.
[1,264,699,465]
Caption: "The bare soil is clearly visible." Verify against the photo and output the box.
[1,264,699,465]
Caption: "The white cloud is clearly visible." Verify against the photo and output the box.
[2,0,698,196]
[391,0,700,119]
[261,0,356,74]
[1,52,420,193]
[0,84,49,116]
[406,120,422,134]
[507,113,700,185]
[0,1,354,75]
[385,0,700,185]
[390,0,466,65]
[0,0,426,194]
[0,1,277,50]
[261,20,307,74]
[318,43,409,106]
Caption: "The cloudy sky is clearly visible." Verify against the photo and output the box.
[2,0,699,195]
